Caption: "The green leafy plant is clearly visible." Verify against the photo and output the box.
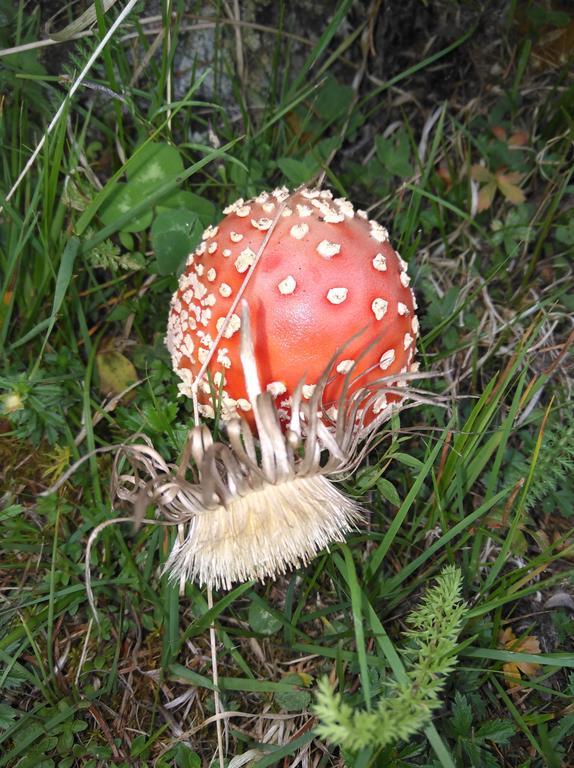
[448,692,516,768]
[0,371,76,445]
[491,204,535,256]
[505,409,574,515]
[275,672,313,712]
[87,237,146,272]
[96,141,216,275]
[376,129,414,180]
[314,566,467,753]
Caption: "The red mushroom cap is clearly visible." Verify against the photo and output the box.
[166,187,418,423]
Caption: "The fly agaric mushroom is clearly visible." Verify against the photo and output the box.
[166,186,418,425]
[115,187,421,590]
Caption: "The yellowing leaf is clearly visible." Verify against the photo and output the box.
[471,164,494,183]
[96,350,137,400]
[497,173,526,205]
[502,171,525,184]
[477,180,497,212]
[298,671,313,687]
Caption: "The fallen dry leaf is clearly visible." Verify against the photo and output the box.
[491,125,529,147]
[508,131,529,147]
[492,125,507,142]
[96,349,138,400]
[436,163,453,191]
[499,627,541,687]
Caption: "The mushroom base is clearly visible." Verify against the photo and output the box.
[164,474,362,590]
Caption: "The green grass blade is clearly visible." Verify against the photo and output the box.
[366,423,451,581]
[340,545,372,709]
